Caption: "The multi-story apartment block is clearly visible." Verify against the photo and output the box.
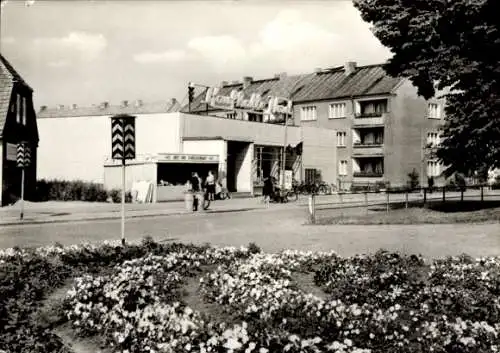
[187,61,447,189]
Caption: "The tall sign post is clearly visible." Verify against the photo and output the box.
[111,115,136,246]
[281,113,290,191]
[16,142,31,220]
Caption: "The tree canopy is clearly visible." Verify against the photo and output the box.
[353,0,500,177]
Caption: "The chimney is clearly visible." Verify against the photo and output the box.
[72,104,78,110]
[135,99,143,107]
[170,98,177,106]
[57,104,65,110]
[99,102,109,109]
[121,100,129,108]
[40,105,47,112]
[243,76,253,89]
[344,61,357,76]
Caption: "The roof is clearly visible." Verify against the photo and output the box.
[38,99,182,118]
[184,63,403,113]
[0,54,33,138]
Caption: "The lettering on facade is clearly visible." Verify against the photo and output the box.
[203,87,293,115]
[155,153,219,163]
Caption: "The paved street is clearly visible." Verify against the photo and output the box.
[1,199,499,258]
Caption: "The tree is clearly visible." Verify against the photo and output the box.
[353,0,500,176]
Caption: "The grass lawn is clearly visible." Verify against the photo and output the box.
[314,200,500,225]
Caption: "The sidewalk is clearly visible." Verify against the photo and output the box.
[1,190,497,227]
[0,197,266,226]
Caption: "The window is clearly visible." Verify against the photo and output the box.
[16,94,21,123]
[300,106,317,121]
[427,160,442,177]
[339,160,348,176]
[248,113,263,122]
[427,132,440,146]
[329,103,346,119]
[226,112,237,119]
[428,103,441,119]
[22,97,27,125]
[336,131,346,147]
[359,99,388,116]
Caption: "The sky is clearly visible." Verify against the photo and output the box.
[0,0,391,110]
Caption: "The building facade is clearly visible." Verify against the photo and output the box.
[37,99,181,183]
[187,62,446,189]
[0,54,39,206]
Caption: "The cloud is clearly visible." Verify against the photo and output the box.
[131,6,389,75]
[34,31,107,62]
[133,49,187,63]
[187,35,246,69]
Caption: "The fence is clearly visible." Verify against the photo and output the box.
[306,184,500,224]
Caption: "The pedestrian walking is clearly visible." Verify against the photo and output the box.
[206,170,216,201]
[262,176,273,208]
[219,173,230,199]
[190,172,202,211]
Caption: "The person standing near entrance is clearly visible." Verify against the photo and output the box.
[206,170,216,201]
[262,176,273,208]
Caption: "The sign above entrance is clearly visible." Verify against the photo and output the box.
[156,153,219,164]
[202,86,293,115]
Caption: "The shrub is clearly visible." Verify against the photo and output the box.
[109,189,132,203]
[36,179,110,202]
[407,168,420,190]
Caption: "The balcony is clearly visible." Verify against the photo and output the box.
[352,142,384,157]
[353,112,387,127]
[353,171,384,178]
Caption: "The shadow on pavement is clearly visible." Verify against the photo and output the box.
[157,237,179,243]
[205,208,258,214]
[369,200,500,213]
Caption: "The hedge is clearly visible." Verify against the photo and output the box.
[35,179,131,203]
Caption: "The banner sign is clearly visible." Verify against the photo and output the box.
[203,87,293,115]
[156,153,219,163]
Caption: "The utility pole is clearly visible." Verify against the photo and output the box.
[281,112,289,190]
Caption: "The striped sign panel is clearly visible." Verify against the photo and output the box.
[16,143,32,168]
[16,143,25,168]
[24,145,31,167]
[111,115,136,160]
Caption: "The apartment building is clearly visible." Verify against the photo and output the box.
[187,61,446,189]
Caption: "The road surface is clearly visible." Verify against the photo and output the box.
[1,204,499,258]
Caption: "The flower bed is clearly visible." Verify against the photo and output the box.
[1,241,500,353]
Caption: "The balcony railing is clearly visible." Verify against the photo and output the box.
[353,171,384,178]
[353,142,384,147]
[356,112,385,118]
[353,113,387,126]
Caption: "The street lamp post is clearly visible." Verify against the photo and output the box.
[281,113,289,190]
